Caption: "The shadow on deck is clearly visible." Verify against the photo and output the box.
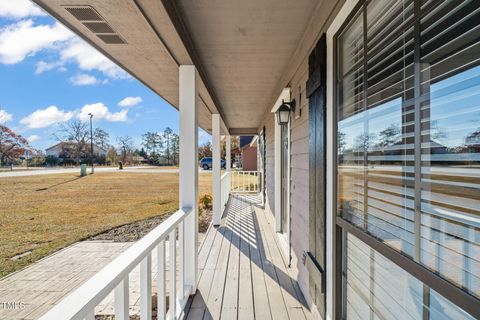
[185,194,311,320]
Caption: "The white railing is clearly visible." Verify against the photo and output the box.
[220,171,231,210]
[230,170,260,193]
[39,207,193,320]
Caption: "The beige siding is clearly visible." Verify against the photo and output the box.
[264,114,276,217]
[258,57,312,305]
[288,58,310,303]
[257,3,343,316]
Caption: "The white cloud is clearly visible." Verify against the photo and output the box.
[0,19,74,64]
[118,96,142,108]
[20,106,74,129]
[0,0,46,19]
[0,18,129,81]
[27,135,40,142]
[0,109,13,123]
[35,60,62,74]
[69,73,107,86]
[60,40,129,79]
[78,103,128,122]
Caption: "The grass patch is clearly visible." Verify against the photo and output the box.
[0,172,211,278]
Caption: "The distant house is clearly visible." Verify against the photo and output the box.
[46,142,107,158]
[239,136,258,171]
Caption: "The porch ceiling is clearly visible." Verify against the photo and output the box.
[173,0,319,130]
[33,0,323,134]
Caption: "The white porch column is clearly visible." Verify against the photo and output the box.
[212,114,222,226]
[226,135,231,172]
[179,65,198,294]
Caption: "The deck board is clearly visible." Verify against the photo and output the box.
[256,206,307,319]
[186,194,311,320]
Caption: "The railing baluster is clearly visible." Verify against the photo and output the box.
[242,171,245,192]
[178,220,184,304]
[114,276,129,320]
[140,253,152,320]
[252,172,254,192]
[169,229,177,320]
[158,240,166,320]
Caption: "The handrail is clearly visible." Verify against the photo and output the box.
[230,170,260,193]
[221,171,230,180]
[39,207,192,320]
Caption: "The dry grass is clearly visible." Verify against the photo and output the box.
[0,172,212,277]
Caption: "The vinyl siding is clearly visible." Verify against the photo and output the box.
[264,114,276,217]
[258,57,312,305]
[253,1,344,317]
[289,59,310,303]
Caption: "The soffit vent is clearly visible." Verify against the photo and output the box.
[64,6,102,22]
[63,5,126,45]
[97,34,126,44]
[83,22,115,34]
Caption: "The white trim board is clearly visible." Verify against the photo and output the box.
[325,1,359,320]
[271,87,292,264]
[271,88,292,112]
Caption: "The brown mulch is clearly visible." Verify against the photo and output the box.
[89,209,212,242]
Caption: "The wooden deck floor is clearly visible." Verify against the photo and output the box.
[185,194,311,320]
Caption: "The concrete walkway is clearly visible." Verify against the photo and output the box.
[0,241,139,319]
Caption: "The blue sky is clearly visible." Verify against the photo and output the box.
[0,0,210,151]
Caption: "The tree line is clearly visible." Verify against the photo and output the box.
[0,119,241,167]
[0,120,181,167]
[47,120,180,166]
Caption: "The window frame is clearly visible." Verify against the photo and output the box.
[331,0,480,319]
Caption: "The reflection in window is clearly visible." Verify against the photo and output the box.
[344,233,475,320]
[338,0,416,256]
[337,0,480,313]
[419,0,480,299]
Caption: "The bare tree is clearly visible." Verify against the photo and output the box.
[117,135,134,164]
[55,120,89,164]
[94,128,110,149]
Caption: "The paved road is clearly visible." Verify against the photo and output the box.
[0,166,182,178]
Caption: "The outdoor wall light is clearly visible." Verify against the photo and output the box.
[276,99,296,126]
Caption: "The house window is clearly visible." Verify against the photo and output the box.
[336,0,479,317]
[343,232,475,320]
